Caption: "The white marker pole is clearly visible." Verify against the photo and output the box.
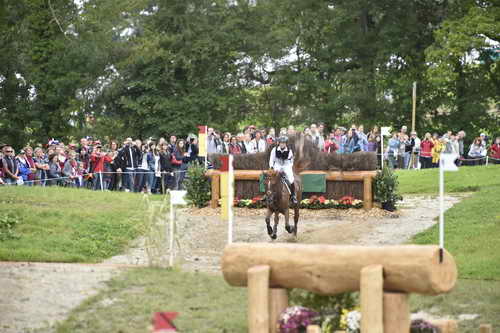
[169,198,175,267]
[439,157,444,263]
[381,136,384,170]
[228,154,234,244]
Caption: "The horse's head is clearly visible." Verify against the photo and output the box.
[263,169,281,206]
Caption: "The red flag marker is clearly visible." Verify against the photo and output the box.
[153,312,178,332]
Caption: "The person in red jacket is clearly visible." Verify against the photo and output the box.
[419,133,434,169]
[90,145,112,190]
[323,135,339,153]
[490,137,500,164]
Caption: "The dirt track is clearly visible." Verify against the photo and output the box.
[0,195,463,332]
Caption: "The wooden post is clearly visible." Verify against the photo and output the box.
[412,81,417,132]
[480,324,493,333]
[430,319,458,333]
[269,288,288,333]
[306,325,321,333]
[363,176,373,210]
[360,265,383,333]
[248,265,270,333]
[211,173,220,208]
[383,292,410,333]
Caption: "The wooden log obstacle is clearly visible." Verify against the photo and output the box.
[222,243,458,333]
[206,170,376,210]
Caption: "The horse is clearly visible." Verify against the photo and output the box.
[263,159,307,240]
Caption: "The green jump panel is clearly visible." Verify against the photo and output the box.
[259,173,326,193]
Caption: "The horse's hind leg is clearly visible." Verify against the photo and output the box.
[285,209,293,234]
[265,209,273,236]
[271,213,279,240]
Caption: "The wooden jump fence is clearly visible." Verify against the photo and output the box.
[206,170,377,210]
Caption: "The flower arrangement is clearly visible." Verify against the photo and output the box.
[299,195,363,209]
[231,195,363,209]
[278,306,321,333]
[339,309,361,332]
[410,319,440,333]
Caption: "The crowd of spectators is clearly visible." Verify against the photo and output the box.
[1,123,499,189]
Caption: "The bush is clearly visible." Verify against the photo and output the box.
[184,162,211,208]
[0,214,21,241]
[374,165,403,211]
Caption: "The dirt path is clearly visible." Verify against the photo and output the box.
[0,195,464,332]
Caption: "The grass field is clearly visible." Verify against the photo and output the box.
[0,186,148,262]
[56,268,247,333]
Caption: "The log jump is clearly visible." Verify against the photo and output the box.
[221,243,458,333]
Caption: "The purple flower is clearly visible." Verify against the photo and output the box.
[278,306,320,333]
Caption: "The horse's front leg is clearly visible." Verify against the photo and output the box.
[284,209,293,234]
[293,207,299,236]
[265,209,273,236]
[271,212,279,240]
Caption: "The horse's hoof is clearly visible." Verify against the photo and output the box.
[271,233,277,240]
[285,225,293,234]
[266,224,273,235]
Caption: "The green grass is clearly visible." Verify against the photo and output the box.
[56,268,247,333]
[411,279,500,332]
[396,164,500,194]
[0,186,149,262]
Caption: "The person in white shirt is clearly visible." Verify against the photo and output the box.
[310,124,325,150]
[251,131,267,153]
[269,136,297,204]
[243,133,254,154]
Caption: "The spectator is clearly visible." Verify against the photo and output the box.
[24,147,37,185]
[47,153,62,186]
[221,133,231,154]
[468,137,486,166]
[431,133,443,168]
[2,146,19,185]
[347,128,361,153]
[420,133,434,169]
[159,142,173,193]
[410,131,421,169]
[16,150,32,185]
[33,147,49,186]
[490,137,500,164]
[357,125,369,152]
[116,138,140,192]
[323,134,339,153]
[186,136,199,162]
[90,145,112,190]
[387,132,400,169]
[310,124,325,150]
[243,133,254,154]
[229,136,242,155]
[402,134,413,169]
[135,143,150,193]
[235,133,247,154]
[287,125,296,137]
[266,128,276,146]
[175,139,190,190]
[207,128,221,154]
[147,142,160,194]
[251,131,267,153]
[63,151,79,187]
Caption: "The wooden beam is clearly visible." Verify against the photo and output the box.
[360,265,383,333]
[207,169,377,181]
[429,319,458,333]
[222,243,457,295]
[480,324,492,333]
[383,292,410,333]
[269,288,288,333]
[306,325,321,333]
[210,173,220,209]
[248,265,270,333]
[363,176,373,210]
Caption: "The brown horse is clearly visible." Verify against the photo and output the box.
[263,163,305,239]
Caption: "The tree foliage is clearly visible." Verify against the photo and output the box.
[1,0,498,147]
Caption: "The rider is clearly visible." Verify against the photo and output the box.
[269,136,297,204]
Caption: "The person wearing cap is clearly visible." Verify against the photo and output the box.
[269,136,297,204]
[409,131,421,169]
[16,150,32,185]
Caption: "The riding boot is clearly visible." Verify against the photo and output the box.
[290,182,298,205]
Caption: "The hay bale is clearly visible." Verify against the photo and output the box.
[208,134,376,171]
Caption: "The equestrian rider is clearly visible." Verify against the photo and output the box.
[269,136,298,204]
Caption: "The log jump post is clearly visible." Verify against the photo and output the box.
[221,243,458,333]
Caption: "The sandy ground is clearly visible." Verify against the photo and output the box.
[0,195,464,332]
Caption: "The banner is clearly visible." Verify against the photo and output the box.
[197,125,207,157]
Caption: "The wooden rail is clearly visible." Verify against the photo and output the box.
[205,170,377,210]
